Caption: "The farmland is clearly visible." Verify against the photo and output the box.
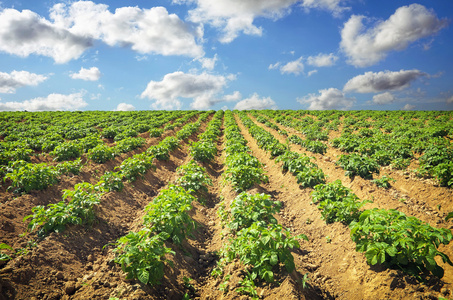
[0,109,452,300]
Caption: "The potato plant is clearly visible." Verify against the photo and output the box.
[350,208,453,280]
[143,184,196,245]
[24,182,103,237]
[312,180,371,225]
[5,160,60,193]
[175,160,212,194]
[113,230,174,285]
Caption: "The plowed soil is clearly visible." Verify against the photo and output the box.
[1,112,452,300]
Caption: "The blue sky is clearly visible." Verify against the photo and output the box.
[0,0,452,111]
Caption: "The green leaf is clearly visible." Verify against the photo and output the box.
[138,269,150,284]
[270,253,278,266]
[446,211,453,222]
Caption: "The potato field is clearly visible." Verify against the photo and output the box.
[0,109,452,300]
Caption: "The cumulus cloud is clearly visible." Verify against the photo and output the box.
[343,70,426,93]
[70,66,101,81]
[446,95,453,104]
[0,70,48,93]
[234,93,277,110]
[402,104,415,111]
[140,71,234,110]
[0,8,92,63]
[0,2,204,63]
[307,53,338,67]
[223,91,242,102]
[280,57,304,75]
[340,4,448,67]
[174,0,348,43]
[115,103,135,111]
[0,92,87,111]
[50,1,204,57]
[372,92,395,105]
[298,88,355,110]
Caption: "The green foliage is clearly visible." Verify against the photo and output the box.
[78,135,102,152]
[296,167,326,188]
[5,160,59,193]
[190,141,217,163]
[0,243,13,262]
[24,182,103,237]
[98,171,124,192]
[222,222,307,283]
[337,153,380,179]
[350,208,453,279]
[149,128,164,138]
[431,161,453,188]
[446,211,453,222]
[312,180,370,225]
[143,185,196,244]
[113,230,174,285]
[101,126,118,139]
[117,155,155,182]
[228,193,281,231]
[161,136,180,151]
[55,158,83,175]
[276,151,326,188]
[147,145,170,160]
[175,160,212,194]
[224,153,268,192]
[87,144,115,163]
[50,141,81,161]
[114,137,145,153]
[372,175,395,189]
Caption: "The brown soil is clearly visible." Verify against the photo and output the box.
[0,112,452,300]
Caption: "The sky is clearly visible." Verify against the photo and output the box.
[0,0,452,112]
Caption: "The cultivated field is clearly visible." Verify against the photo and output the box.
[0,110,452,300]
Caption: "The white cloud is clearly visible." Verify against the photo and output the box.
[402,104,415,111]
[51,2,204,58]
[446,95,453,104]
[0,8,92,63]
[140,71,234,110]
[0,2,204,63]
[197,54,218,70]
[0,70,48,93]
[175,0,349,43]
[115,103,135,111]
[307,70,318,77]
[234,93,277,110]
[340,4,448,67]
[299,88,355,110]
[343,70,426,93]
[70,66,101,81]
[372,92,395,105]
[0,92,87,111]
[223,91,242,102]
[307,53,338,67]
[280,57,304,75]
[268,62,280,70]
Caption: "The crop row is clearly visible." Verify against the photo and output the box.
[112,112,223,289]
[238,111,326,189]
[0,111,192,167]
[1,111,201,195]
[239,112,453,281]
[19,111,211,241]
[263,110,453,187]
[207,111,307,298]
